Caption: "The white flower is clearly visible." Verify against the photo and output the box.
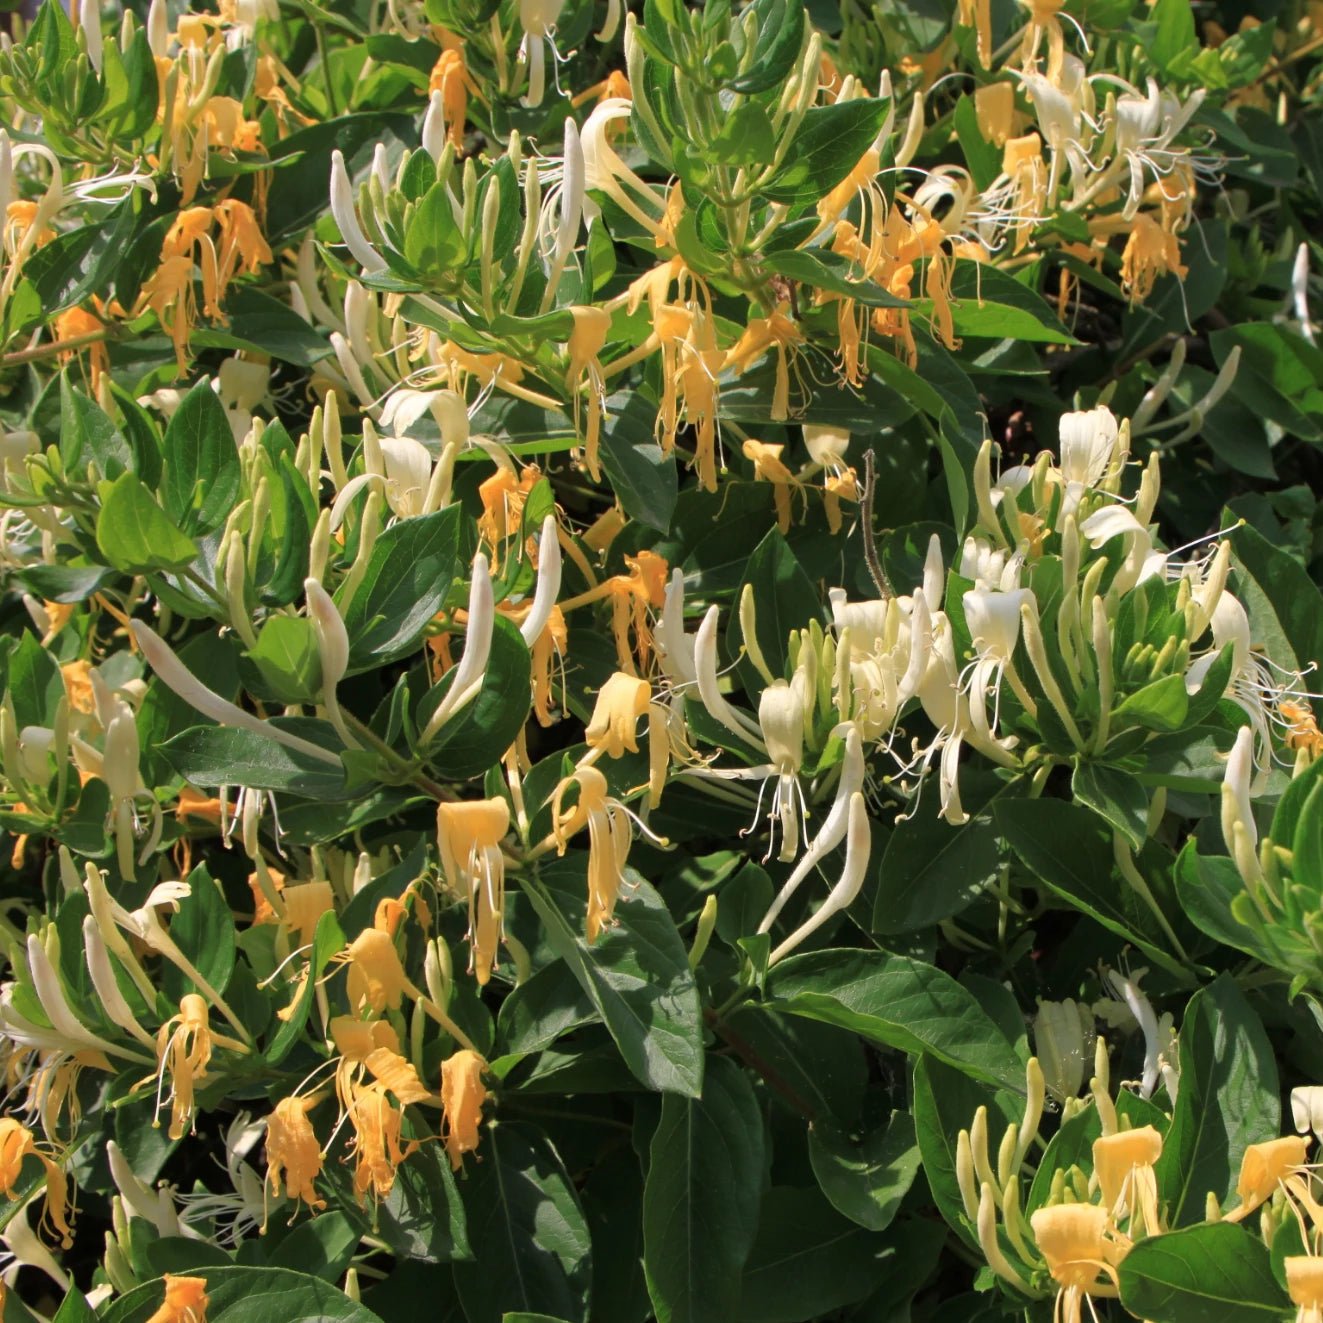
[1058,405,1119,507]
[1221,725,1261,888]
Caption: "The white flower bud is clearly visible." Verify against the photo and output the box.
[329,150,387,274]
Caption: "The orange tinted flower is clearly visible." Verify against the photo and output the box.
[264,1094,325,1220]
[0,1118,74,1247]
[440,1049,489,1169]
[145,1275,209,1323]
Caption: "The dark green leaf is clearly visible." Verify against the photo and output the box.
[160,723,348,797]
[161,380,243,535]
[761,101,891,205]
[643,1054,764,1323]
[807,1111,921,1232]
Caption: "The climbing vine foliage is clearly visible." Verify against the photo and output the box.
[2,0,1323,1319]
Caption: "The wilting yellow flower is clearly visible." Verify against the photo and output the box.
[60,659,97,716]
[428,44,476,150]
[1092,1126,1162,1233]
[567,306,612,480]
[584,671,667,805]
[440,1049,489,1170]
[344,1081,415,1204]
[957,0,992,66]
[281,880,335,947]
[264,1094,326,1220]
[53,305,110,390]
[1281,700,1323,760]
[477,463,542,552]
[145,1275,209,1323]
[553,766,636,941]
[1286,1256,1323,1323]
[975,82,1016,148]
[823,469,859,534]
[150,994,243,1140]
[1030,1203,1124,1323]
[0,1118,74,1248]
[742,440,805,534]
[436,798,511,985]
[724,301,804,423]
[1119,213,1187,305]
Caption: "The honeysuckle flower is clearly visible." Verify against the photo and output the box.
[427,41,474,153]
[1033,998,1095,1101]
[0,1119,74,1248]
[343,1080,415,1205]
[1293,1087,1323,1137]
[107,1139,188,1239]
[962,585,1034,743]
[1057,406,1119,510]
[337,927,420,1014]
[305,577,354,749]
[1119,212,1187,304]
[743,440,805,534]
[585,671,668,807]
[581,98,669,240]
[694,605,767,753]
[1098,966,1178,1102]
[1029,1203,1124,1323]
[144,1273,209,1323]
[1221,725,1262,889]
[420,555,495,745]
[440,1049,489,1170]
[436,797,511,984]
[519,0,565,106]
[758,723,864,933]
[519,516,563,649]
[150,993,246,1139]
[724,301,804,422]
[767,790,870,966]
[567,306,611,478]
[1225,1136,1312,1224]
[1093,1126,1161,1232]
[264,1094,326,1223]
[1287,1257,1323,1323]
[329,150,386,274]
[132,621,343,766]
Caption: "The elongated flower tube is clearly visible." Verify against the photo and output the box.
[520,516,562,647]
[132,621,342,766]
[1221,724,1262,889]
[768,791,870,965]
[329,150,386,274]
[305,578,356,749]
[694,606,767,752]
[421,555,494,745]
[436,797,511,984]
[27,933,142,1063]
[82,915,156,1050]
[758,723,864,933]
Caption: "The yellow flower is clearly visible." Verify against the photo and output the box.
[339,927,418,1014]
[1286,1256,1323,1323]
[436,798,511,985]
[0,1118,74,1248]
[742,439,805,534]
[1030,1203,1123,1323]
[1092,1125,1162,1233]
[1119,213,1187,305]
[553,765,634,941]
[1227,1135,1313,1222]
[344,1080,415,1205]
[567,306,612,480]
[264,1094,326,1221]
[149,994,243,1140]
[724,301,804,423]
[145,1275,209,1323]
[584,671,668,805]
[975,82,1016,148]
[440,1049,489,1170]
[428,44,476,150]
[957,0,992,66]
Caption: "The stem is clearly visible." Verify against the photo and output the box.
[3,329,110,367]
[314,18,340,117]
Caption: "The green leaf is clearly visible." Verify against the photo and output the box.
[160,723,348,797]
[997,798,1183,975]
[193,286,336,366]
[739,1186,894,1322]
[1113,673,1190,732]
[5,632,65,730]
[643,1054,764,1323]
[726,526,820,690]
[709,104,775,166]
[96,472,199,573]
[1150,0,1197,75]
[267,1211,361,1281]
[727,0,805,93]
[766,949,1024,1090]
[600,392,679,533]
[919,265,1077,345]
[762,248,909,309]
[761,100,891,205]
[404,180,466,276]
[1230,520,1323,683]
[1212,323,1323,442]
[807,1111,921,1232]
[98,1265,386,1322]
[160,864,236,1004]
[912,1055,1019,1248]
[161,380,243,535]
[246,616,322,705]
[340,506,463,670]
[1072,761,1149,850]
[1117,1223,1288,1322]
[519,860,704,1096]
[451,1125,592,1323]
[1155,975,1279,1225]
[871,799,1002,934]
